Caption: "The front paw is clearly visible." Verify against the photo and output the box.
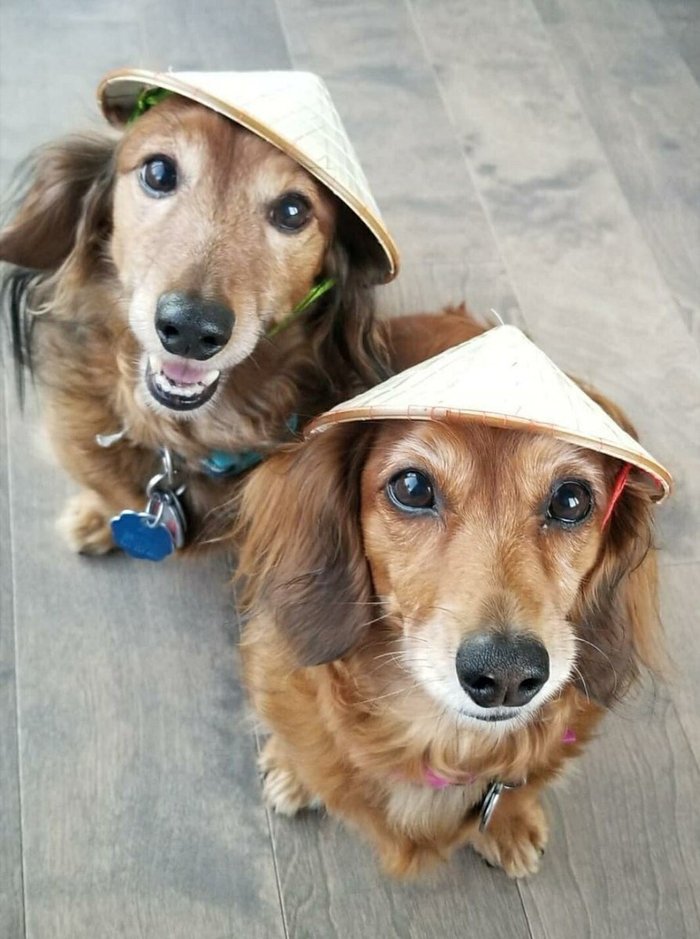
[258,738,320,817]
[57,491,114,555]
[470,797,548,878]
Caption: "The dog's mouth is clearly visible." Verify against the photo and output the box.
[458,705,529,725]
[145,356,221,412]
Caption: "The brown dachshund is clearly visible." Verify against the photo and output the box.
[237,316,661,878]
[0,93,392,555]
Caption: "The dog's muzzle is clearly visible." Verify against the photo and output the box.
[146,292,235,411]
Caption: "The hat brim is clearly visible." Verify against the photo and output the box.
[97,68,399,283]
[306,406,672,502]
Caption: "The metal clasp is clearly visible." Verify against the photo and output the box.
[478,778,526,832]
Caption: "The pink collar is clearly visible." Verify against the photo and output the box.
[422,726,577,789]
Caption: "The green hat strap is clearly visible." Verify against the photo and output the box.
[127,87,172,123]
[266,278,335,339]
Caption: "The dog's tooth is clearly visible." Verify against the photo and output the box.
[202,369,220,387]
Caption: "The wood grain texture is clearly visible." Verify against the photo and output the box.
[532,0,700,349]
[0,372,25,939]
[661,562,700,763]
[651,0,700,86]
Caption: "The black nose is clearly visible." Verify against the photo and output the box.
[155,291,234,360]
[455,633,549,708]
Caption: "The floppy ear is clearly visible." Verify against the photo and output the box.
[570,384,662,704]
[307,202,391,391]
[236,423,376,665]
[0,133,116,270]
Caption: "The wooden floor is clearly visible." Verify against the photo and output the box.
[1,1,699,936]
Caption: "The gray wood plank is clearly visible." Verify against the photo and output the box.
[661,562,700,762]
[0,372,25,939]
[523,700,700,938]
[410,0,700,566]
[381,260,524,328]
[651,0,700,86]
[532,0,700,349]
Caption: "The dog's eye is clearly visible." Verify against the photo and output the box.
[547,479,593,525]
[387,470,436,513]
[269,193,312,232]
[140,155,178,197]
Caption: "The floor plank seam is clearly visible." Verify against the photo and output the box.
[515,880,537,939]
[255,726,291,939]
[3,370,28,939]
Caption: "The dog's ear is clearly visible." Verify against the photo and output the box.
[309,202,392,390]
[570,384,662,705]
[0,134,116,270]
[236,423,375,666]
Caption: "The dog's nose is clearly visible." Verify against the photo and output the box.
[455,633,549,708]
[155,291,234,360]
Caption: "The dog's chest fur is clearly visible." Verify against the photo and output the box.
[383,777,484,839]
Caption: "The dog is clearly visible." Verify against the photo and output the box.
[237,318,663,878]
[0,89,392,555]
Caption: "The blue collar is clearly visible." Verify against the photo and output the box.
[200,414,299,478]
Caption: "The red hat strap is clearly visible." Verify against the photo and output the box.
[601,463,632,530]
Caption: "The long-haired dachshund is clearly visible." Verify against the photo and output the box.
[237,317,664,878]
[0,90,390,555]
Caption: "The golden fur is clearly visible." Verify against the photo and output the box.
[0,94,392,553]
[237,319,660,878]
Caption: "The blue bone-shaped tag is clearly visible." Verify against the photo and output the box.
[111,510,175,561]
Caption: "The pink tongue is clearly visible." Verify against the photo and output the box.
[160,360,208,385]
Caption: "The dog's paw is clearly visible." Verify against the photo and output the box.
[258,739,320,816]
[58,491,114,555]
[470,797,548,878]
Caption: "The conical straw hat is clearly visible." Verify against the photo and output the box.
[97,68,399,282]
[307,325,671,501]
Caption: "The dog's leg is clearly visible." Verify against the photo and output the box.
[48,417,153,555]
[468,784,549,878]
[57,490,120,555]
[258,736,323,816]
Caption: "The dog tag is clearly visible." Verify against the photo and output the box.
[478,779,526,832]
[110,489,187,561]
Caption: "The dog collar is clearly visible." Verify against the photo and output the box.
[422,726,577,789]
[420,726,576,830]
[200,415,299,478]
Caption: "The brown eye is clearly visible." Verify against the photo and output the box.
[547,479,593,526]
[140,155,177,196]
[269,192,312,232]
[387,470,436,513]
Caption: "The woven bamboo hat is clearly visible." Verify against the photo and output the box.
[97,68,399,282]
[307,325,671,501]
